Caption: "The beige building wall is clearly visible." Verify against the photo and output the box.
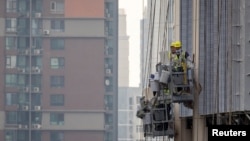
[43,19,105,37]
[42,112,104,130]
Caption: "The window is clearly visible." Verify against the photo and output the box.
[51,20,64,31]
[5,74,17,87]
[50,1,64,13]
[17,56,27,68]
[50,113,64,125]
[6,93,18,106]
[105,132,113,141]
[104,95,113,110]
[51,38,64,50]
[105,114,113,124]
[5,130,17,141]
[6,0,17,12]
[50,94,64,106]
[6,18,17,32]
[50,132,64,141]
[50,76,64,88]
[6,37,17,50]
[18,37,29,49]
[6,111,17,124]
[105,21,113,36]
[6,56,17,69]
[18,0,28,12]
[51,57,65,69]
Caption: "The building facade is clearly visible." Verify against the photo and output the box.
[118,9,129,88]
[1,0,118,141]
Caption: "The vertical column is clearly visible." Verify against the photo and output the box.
[192,0,206,141]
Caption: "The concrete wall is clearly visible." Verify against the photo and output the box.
[42,112,104,130]
[43,19,105,37]
[0,18,5,36]
[42,38,105,110]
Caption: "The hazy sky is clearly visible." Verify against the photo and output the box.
[119,0,144,87]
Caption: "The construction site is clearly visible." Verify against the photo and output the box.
[137,0,250,141]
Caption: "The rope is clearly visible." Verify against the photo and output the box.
[156,0,163,63]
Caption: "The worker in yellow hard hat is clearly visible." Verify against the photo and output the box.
[170,40,192,71]
[169,40,194,95]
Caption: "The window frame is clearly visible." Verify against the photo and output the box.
[50,94,64,106]
[50,76,64,88]
[50,113,64,125]
[51,38,65,50]
[50,57,65,69]
[51,20,65,32]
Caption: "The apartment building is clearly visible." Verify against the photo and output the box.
[1,0,118,141]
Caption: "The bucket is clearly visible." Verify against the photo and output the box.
[159,70,170,84]
[154,72,159,81]
[150,80,159,92]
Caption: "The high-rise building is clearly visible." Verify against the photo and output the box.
[1,0,118,141]
[118,9,129,87]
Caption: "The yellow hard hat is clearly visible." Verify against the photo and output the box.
[174,41,182,48]
[170,41,176,47]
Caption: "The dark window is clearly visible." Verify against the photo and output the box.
[50,76,64,88]
[6,112,17,124]
[50,132,64,141]
[6,18,17,32]
[51,38,64,50]
[51,20,64,31]
[5,37,17,50]
[6,0,17,12]
[50,94,64,106]
[6,93,18,105]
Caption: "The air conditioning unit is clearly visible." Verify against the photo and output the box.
[34,49,41,55]
[35,12,41,18]
[18,68,26,73]
[33,87,40,92]
[34,106,41,111]
[32,124,41,129]
[22,105,29,110]
[18,124,23,129]
[44,30,50,35]
[22,125,28,129]
[105,79,110,86]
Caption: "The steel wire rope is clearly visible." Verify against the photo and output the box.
[147,0,157,140]
[142,0,154,100]
[193,0,200,140]
[161,1,170,58]
[140,0,156,140]
[214,0,222,126]
[228,0,233,125]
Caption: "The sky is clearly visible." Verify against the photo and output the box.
[119,0,144,87]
